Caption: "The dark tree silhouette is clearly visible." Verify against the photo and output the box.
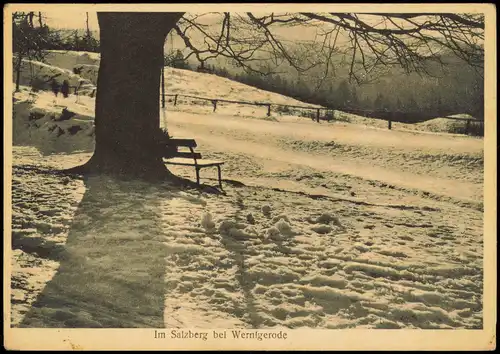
[12,12,50,91]
[65,11,485,178]
[61,80,70,98]
[67,12,184,178]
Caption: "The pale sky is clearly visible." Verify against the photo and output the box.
[43,11,99,31]
[42,11,329,42]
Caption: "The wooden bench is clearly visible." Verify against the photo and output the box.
[163,138,225,188]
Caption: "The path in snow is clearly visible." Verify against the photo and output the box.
[12,148,483,329]
[10,84,484,329]
[164,110,483,205]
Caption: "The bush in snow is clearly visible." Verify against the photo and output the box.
[55,108,76,122]
[261,205,272,216]
[66,124,82,135]
[30,77,46,92]
[246,213,255,224]
[316,213,341,226]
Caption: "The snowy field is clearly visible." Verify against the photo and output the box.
[9,52,485,329]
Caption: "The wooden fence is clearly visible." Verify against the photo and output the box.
[162,93,484,136]
[163,93,325,123]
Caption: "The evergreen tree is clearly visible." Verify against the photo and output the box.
[336,80,351,108]
[407,95,419,112]
[12,12,50,91]
[172,50,187,69]
[396,97,404,111]
[374,92,390,110]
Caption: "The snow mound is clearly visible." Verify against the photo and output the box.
[72,64,99,85]
[272,214,290,224]
[44,50,101,70]
[228,227,256,240]
[274,218,293,235]
[266,226,282,241]
[200,212,215,231]
[300,274,348,288]
[316,213,340,225]
[13,90,95,155]
[218,220,237,234]
[218,220,246,235]
[310,225,332,234]
[13,59,95,96]
[413,117,479,134]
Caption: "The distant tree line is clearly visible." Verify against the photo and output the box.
[47,29,100,52]
[169,58,483,122]
[13,11,100,54]
[13,11,100,92]
[14,11,483,122]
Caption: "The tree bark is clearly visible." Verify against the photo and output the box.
[15,54,23,92]
[67,12,184,179]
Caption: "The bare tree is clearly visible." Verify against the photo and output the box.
[64,12,485,178]
[12,12,50,91]
[174,13,484,81]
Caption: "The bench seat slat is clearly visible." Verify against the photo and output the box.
[170,151,202,159]
[164,157,224,167]
[195,160,225,167]
[163,138,224,188]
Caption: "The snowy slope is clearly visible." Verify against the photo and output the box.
[22,50,482,135]
[11,147,484,330]
[10,51,485,330]
[13,59,95,94]
[42,50,319,108]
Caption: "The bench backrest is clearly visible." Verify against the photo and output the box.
[169,138,197,148]
[167,138,202,160]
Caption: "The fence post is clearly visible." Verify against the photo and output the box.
[174,94,178,106]
[212,100,217,112]
[316,108,320,123]
[387,112,393,130]
[465,119,470,135]
[161,66,165,108]
[267,104,271,117]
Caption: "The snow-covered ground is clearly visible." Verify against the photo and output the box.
[9,53,484,329]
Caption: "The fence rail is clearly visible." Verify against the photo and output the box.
[163,93,323,121]
[162,93,484,136]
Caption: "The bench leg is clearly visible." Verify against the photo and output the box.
[217,165,222,189]
[195,167,200,185]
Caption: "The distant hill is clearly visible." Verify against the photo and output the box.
[14,50,482,137]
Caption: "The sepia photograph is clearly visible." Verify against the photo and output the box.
[4,3,496,351]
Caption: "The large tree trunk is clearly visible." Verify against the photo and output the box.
[67,12,184,179]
